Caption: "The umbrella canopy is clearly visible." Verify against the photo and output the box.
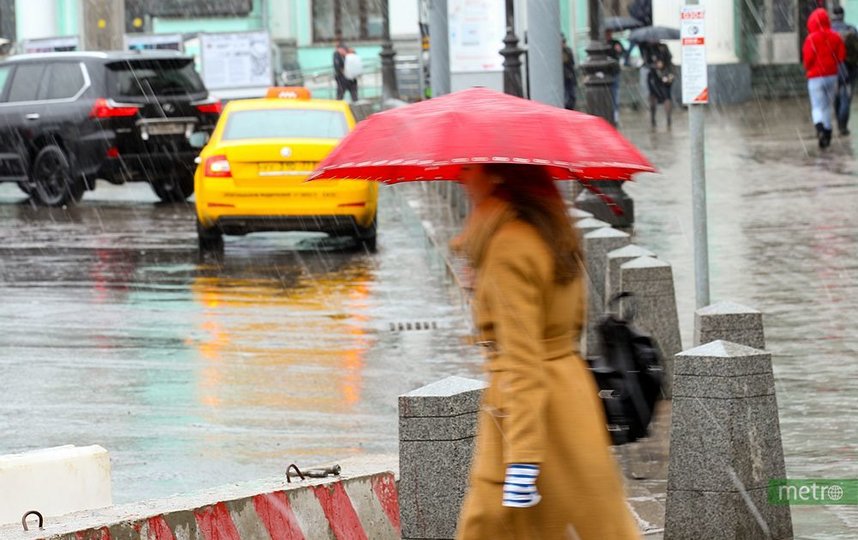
[308,88,654,184]
[629,26,680,43]
[604,16,645,32]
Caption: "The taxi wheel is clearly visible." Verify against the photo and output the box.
[152,169,195,203]
[354,216,377,253]
[197,220,223,252]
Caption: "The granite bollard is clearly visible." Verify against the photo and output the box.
[399,376,487,540]
[665,341,793,540]
[619,256,681,398]
[695,301,765,349]
[605,244,656,311]
[569,208,593,220]
[574,216,610,237]
[582,227,630,358]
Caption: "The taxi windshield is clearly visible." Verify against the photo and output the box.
[222,108,348,141]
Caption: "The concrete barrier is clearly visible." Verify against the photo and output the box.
[665,341,793,539]
[0,467,400,540]
[0,445,111,527]
[694,301,765,349]
[619,256,682,398]
[399,376,485,540]
[582,227,631,358]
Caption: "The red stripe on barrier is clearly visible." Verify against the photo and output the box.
[195,502,241,540]
[75,528,110,540]
[371,474,401,533]
[147,516,176,540]
[312,482,368,540]
[253,492,306,540]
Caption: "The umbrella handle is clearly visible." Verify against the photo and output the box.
[580,181,625,217]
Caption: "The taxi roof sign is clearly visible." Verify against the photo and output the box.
[266,87,312,100]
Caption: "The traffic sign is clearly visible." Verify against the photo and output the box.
[681,5,708,104]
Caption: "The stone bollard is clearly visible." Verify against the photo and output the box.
[665,341,793,540]
[619,256,681,398]
[695,301,765,349]
[399,376,487,540]
[582,227,630,358]
[569,208,593,220]
[574,216,610,237]
[605,244,656,312]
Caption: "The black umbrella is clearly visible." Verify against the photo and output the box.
[604,16,645,32]
[628,26,680,43]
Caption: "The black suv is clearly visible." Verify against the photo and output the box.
[0,51,221,206]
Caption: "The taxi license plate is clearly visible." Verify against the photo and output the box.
[258,162,317,175]
[146,123,186,136]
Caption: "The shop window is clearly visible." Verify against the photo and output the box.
[313,0,383,42]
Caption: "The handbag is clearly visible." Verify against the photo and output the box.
[590,292,664,445]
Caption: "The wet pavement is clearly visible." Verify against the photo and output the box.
[0,182,479,504]
[621,97,858,538]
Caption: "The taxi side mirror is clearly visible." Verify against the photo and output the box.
[189,131,210,149]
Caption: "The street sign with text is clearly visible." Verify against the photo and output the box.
[681,5,708,104]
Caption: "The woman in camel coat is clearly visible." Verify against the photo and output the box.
[453,163,639,539]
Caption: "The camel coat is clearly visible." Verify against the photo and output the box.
[454,200,639,540]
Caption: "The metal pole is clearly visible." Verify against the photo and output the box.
[527,0,563,107]
[429,0,450,97]
[500,0,524,97]
[764,0,774,64]
[380,0,399,102]
[688,0,710,308]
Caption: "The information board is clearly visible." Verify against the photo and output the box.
[22,36,80,54]
[124,34,183,52]
[199,31,273,90]
[448,0,505,73]
[681,5,708,104]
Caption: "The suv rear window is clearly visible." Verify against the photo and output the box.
[107,59,205,100]
[222,109,348,141]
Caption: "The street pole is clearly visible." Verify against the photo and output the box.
[575,0,634,229]
[526,0,562,107]
[684,0,710,308]
[499,0,524,97]
[429,0,450,97]
[380,0,400,102]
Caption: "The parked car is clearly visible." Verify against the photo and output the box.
[194,87,378,252]
[0,51,221,206]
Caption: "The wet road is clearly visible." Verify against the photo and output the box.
[0,183,477,503]
[623,98,858,538]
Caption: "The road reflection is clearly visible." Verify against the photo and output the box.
[190,251,376,415]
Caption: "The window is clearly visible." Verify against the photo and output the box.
[106,59,205,99]
[44,63,86,100]
[0,66,12,101]
[147,0,252,17]
[313,0,383,42]
[8,64,46,102]
[222,109,348,141]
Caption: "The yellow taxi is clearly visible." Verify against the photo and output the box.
[194,87,379,251]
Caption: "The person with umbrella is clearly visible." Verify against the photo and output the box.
[646,44,674,128]
[308,88,653,539]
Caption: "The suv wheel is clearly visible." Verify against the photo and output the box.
[31,146,84,207]
[152,168,195,203]
[197,220,223,251]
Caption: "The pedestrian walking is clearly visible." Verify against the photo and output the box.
[606,30,625,123]
[562,34,577,110]
[646,44,674,128]
[831,5,858,135]
[451,163,640,539]
[802,8,845,148]
[333,32,358,102]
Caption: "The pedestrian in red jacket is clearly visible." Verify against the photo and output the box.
[803,8,845,148]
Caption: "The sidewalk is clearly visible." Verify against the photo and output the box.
[399,183,669,537]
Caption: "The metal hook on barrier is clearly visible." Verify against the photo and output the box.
[22,510,44,531]
[286,463,305,483]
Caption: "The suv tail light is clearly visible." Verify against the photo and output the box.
[204,155,231,177]
[195,99,223,114]
[90,98,140,118]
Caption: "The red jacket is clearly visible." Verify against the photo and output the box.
[803,8,846,79]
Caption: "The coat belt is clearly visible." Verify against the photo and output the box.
[478,334,579,364]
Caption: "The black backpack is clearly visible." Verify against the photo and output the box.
[590,292,664,445]
[842,28,858,68]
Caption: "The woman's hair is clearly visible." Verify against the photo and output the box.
[484,163,582,284]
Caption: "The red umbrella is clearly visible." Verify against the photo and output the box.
[308,87,654,184]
